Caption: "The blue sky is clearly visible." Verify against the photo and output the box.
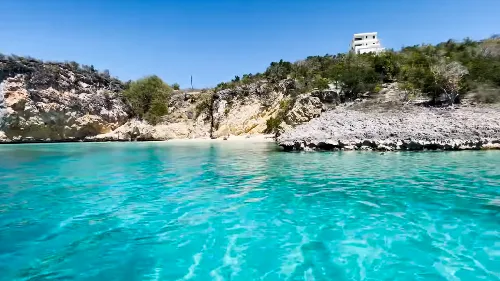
[1,0,499,88]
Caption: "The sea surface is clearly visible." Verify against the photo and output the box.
[0,142,499,281]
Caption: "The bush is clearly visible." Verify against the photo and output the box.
[265,59,293,82]
[430,60,469,105]
[200,37,500,107]
[372,51,400,81]
[472,83,500,103]
[195,93,213,118]
[311,75,330,90]
[330,53,380,100]
[264,98,294,134]
[215,82,234,91]
[172,83,180,90]
[123,76,172,124]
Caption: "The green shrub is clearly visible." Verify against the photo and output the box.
[265,59,293,82]
[123,75,172,124]
[311,75,330,90]
[265,117,281,134]
[172,83,180,90]
[201,37,500,106]
[215,82,234,91]
[329,53,380,100]
[264,98,294,134]
[472,83,500,103]
[195,93,213,118]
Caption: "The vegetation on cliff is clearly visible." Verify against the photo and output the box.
[215,36,500,105]
[123,76,172,125]
[2,36,499,140]
[0,54,124,92]
[264,98,294,134]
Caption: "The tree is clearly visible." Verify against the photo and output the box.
[124,75,172,124]
[329,53,380,100]
[310,75,330,90]
[472,83,500,103]
[265,59,293,82]
[399,81,419,104]
[372,51,400,82]
[431,60,469,105]
[69,61,80,71]
[102,69,110,79]
[241,74,253,84]
[172,83,180,90]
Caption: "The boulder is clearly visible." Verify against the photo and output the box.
[285,94,324,126]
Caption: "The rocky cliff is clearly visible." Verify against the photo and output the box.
[0,56,331,143]
[0,57,129,142]
[278,105,500,151]
[2,55,500,149]
[91,79,335,141]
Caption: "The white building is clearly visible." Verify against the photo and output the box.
[350,32,385,54]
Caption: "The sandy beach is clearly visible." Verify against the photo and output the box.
[165,134,275,143]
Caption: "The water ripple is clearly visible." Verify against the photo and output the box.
[0,143,499,280]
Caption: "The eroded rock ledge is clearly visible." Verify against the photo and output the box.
[277,106,500,151]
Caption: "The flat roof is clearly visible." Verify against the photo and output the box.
[353,32,377,36]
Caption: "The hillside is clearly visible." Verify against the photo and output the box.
[1,36,500,144]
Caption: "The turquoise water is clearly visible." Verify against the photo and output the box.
[0,142,499,281]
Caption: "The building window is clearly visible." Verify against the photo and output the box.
[373,36,376,39]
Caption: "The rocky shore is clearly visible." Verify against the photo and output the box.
[2,56,500,150]
[277,105,500,151]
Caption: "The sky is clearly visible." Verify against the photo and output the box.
[1,0,499,88]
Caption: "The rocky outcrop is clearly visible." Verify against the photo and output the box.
[0,55,320,143]
[90,119,211,141]
[133,80,302,140]
[89,120,157,141]
[4,55,498,149]
[278,106,500,151]
[210,80,292,137]
[0,74,129,142]
[89,80,301,141]
[285,94,324,126]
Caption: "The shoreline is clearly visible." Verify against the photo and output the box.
[164,134,275,143]
[2,136,500,152]
[279,138,500,152]
[0,134,276,145]
[278,106,500,152]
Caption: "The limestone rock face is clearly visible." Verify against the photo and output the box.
[210,79,300,138]
[0,74,129,142]
[152,80,302,139]
[285,94,324,126]
[310,89,340,104]
[278,106,500,151]
[91,119,211,141]
[91,120,156,141]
